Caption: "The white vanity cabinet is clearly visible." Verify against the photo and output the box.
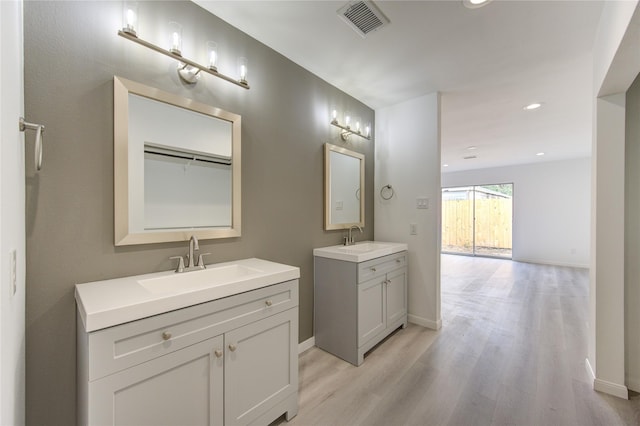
[77,279,299,426]
[314,250,408,366]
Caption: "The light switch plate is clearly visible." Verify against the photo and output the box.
[410,223,417,235]
[416,198,429,209]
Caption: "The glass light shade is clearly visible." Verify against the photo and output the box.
[122,2,138,36]
[331,108,338,122]
[169,21,182,55]
[238,57,248,83]
[345,114,351,128]
[207,41,218,70]
[365,124,371,138]
[355,117,361,133]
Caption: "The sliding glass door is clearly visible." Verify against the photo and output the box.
[442,184,513,258]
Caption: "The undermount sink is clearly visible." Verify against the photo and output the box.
[139,263,263,294]
[313,240,408,263]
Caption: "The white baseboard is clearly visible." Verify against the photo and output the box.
[585,358,629,399]
[298,336,315,354]
[594,378,629,399]
[408,314,441,330]
[514,257,589,269]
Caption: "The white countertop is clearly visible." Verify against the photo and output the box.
[75,258,300,333]
[313,241,408,263]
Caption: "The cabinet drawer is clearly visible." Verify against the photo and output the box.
[86,280,298,381]
[357,252,407,283]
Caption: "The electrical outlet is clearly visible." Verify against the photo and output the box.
[410,223,417,235]
[9,249,16,295]
[335,201,343,211]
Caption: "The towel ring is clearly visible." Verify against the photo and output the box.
[380,184,394,200]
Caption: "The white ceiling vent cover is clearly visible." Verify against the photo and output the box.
[337,1,390,38]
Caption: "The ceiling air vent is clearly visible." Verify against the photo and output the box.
[337,1,390,38]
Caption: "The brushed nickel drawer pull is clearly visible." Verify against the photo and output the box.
[214,350,223,358]
[371,267,377,272]
[228,344,237,352]
[265,300,273,307]
[162,331,172,341]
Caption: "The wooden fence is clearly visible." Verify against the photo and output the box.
[442,199,512,249]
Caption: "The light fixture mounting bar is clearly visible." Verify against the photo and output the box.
[330,121,371,141]
[117,30,250,90]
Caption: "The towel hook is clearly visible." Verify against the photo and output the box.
[19,117,45,171]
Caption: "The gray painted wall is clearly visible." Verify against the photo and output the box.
[625,72,640,392]
[24,2,374,424]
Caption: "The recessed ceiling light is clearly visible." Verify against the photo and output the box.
[463,0,492,9]
[536,152,545,156]
[524,102,543,111]
[467,145,477,150]
[463,155,477,160]
[443,164,449,167]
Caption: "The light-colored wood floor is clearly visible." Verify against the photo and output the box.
[275,254,640,425]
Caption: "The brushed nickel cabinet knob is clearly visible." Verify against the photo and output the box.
[214,350,223,358]
[162,331,172,341]
[228,344,237,352]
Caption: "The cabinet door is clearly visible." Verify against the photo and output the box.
[358,277,386,346]
[386,268,407,325]
[225,308,298,425]
[89,336,224,426]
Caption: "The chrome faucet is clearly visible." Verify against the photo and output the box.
[188,235,199,268]
[170,235,211,273]
[344,225,363,246]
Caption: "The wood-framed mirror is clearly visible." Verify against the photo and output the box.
[324,143,365,230]
[114,76,241,245]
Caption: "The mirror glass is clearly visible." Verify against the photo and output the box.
[324,143,364,230]
[114,76,241,245]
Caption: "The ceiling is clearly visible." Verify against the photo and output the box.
[194,0,603,172]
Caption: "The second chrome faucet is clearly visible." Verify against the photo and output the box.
[344,225,363,246]
[170,235,211,273]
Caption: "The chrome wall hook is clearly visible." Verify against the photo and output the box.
[19,117,45,171]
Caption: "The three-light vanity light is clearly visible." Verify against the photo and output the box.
[330,109,371,141]
[118,2,249,89]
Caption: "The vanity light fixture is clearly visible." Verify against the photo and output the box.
[330,109,371,141]
[117,5,250,89]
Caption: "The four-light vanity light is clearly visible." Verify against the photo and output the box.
[330,109,371,141]
[118,2,249,89]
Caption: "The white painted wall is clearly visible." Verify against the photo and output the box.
[442,158,591,268]
[0,0,26,424]
[624,73,640,393]
[588,0,640,400]
[375,92,441,330]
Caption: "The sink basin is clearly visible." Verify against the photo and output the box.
[139,264,263,294]
[314,241,408,263]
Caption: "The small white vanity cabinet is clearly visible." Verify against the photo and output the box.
[76,258,299,426]
[314,242,408,366]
